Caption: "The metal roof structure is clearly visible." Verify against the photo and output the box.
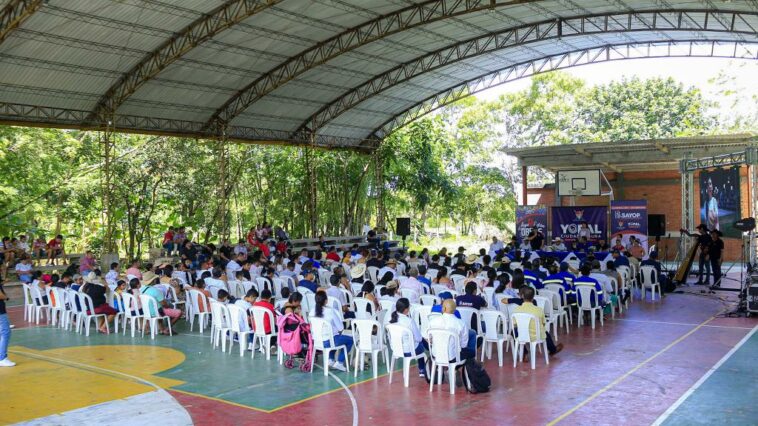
[0,1,757,150]
[504,133,758,172]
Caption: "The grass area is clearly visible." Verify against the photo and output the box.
[404,234,490,254]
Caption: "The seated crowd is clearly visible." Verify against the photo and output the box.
[14,229,651,381]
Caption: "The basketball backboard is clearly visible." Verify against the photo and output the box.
[557,170,601,196]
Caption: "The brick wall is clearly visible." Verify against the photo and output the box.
[525,167,752,261]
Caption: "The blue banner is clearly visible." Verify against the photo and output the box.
[610,200,648,251]
[516,205,547,243]
[551,206,607,244]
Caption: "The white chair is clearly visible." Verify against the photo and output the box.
[399,288,420,303]
[617,265,635,304]
[272,278,286,298]
[534,296,558,340]
[350,283,364,295]
[297,285,315,296]
[511,313,549,369]
[22,283,35,322]
[431,284,449,296]
[64,288,82,331]
[309,317,350,376]
[112,291,125,333]
[480,310,512,367]
[544,282,572,325]
[227,280,244,300]
[256,277,271,293]
[140,295,172,339]
[242,280,258,294]
[251,306,277,360]
[352,319,387,378]
[452,276,466,293]
[353,297,374,320]
[226,304,254,357]
[427,328,464,394]
[318,270,333,288]
[386,323,426,387]
[457,307,483,340]
[576,286,604,329]
[339,288,354,307]
[539,289,569,335]
[29,285,51,324]
[366,266,379,283]
[120,292,142,337]
[187,289,211,332]
[379,299,395,312]
[419,294,440,306]
[77,293,108,336]
[640,266,662,301]
[47,286,67,327]
[209,301,231,349]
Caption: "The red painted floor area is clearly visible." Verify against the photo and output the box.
[167,291,755,426]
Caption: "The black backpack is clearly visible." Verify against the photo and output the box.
[463,358,491,393]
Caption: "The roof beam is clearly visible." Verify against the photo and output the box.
[298,10,757,134]
[370,39,758,141]
[86,0,282,124]
[0,0,43,45]
[203,0,543,131]
[574,146,622,173]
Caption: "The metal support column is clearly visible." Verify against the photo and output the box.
[101,112,116,254]
[306,131,318,237]
[374,149,385,231]
[748,146,758,265]
[679,155,695,256]
[216,128,230,240]
[521,165,527,205]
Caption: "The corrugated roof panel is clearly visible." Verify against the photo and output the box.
[118,99,212,123]
[185,45,281,76]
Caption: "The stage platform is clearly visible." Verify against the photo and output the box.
[1,270,755,426]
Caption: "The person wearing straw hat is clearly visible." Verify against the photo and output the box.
[350,263,366,284]
[141,272,181,335]
[378,258,396,280]
[81,271,117,333]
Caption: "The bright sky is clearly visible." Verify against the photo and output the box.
[474,57,758,117]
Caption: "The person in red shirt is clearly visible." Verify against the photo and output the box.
[254,239,270,258]
[162,226,175,255]
[252,288,277,335]
[46,234,66,266]
[326,246,340,263]
[275,238,288,255]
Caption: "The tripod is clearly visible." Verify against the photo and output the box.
[723,231,753,317]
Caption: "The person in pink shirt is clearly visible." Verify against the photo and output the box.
[78,250,97,275]
[125,260,143,280]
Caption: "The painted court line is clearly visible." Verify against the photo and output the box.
[615,317,754,330]
[314,364,359,426]
[651,324,758,426]
[546,314,718,425]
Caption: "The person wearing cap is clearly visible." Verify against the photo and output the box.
[708,229,724,287]
[81,271,117,333]
[378,258,396,281]
[379,280,400,301]
[681,224,712,285]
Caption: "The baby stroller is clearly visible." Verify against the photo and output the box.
[276,312,313,372]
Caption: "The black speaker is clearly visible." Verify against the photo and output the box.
[396,217,411,237]
[648,214,666,236]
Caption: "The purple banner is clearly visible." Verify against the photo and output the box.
[551,206,607,244]
[516,205,547,243]
[610,200,648,251]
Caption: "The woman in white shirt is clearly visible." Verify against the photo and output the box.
[389,298,427,377]
[313,291,353,371]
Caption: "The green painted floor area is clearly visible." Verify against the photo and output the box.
[10,323,396,411]
[663,328,758,426]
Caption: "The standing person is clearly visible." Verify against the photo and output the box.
[681,224,712,285]
[526,227,544,251]
[162,226,175,255]
[709,229,724,288]
[578,222,592,241]
[0,278,14,367]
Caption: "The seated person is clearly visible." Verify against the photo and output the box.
[355,281,379,313]
[142,278,182,335]
[313,291,352,371]
[326,273,355,319]
[80,273,117,334]
[216,289,236,304]
[575,236,591,253]
[281,291,303,316]
[14,256,33,283]
[46,235,66,266]
[574,264,605,307]
[513,286,563,355]
[428,299,474,361]
[252,289,277,336]
[641,252,670,290]
[389,297,427,378]
[298,271,318,293]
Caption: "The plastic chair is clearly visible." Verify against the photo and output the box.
[209,301,231,349]
[379,299,395,312]
[112,291,125,333]
[352,319,387,378]
[29,285,51,324]
[544,282,572,325]
[187,289,211,332]
[350,283,364,295]
[366,266,379,283]
[226,304,254,357]
[353,297,374,320]
[297,285,315,296]
[386,323,425,387]
[22,283,36,322]
[251,306,277,360]
[480,310,512,367]
[640,266,662,301]
[256,277,271,293]
[63,288,82,331]
[457,307,483,339]
[534,296,558,340]
[427,328,464,394]
[120,292,142,337]
[576,286,604,329]
[309,317,350,376]
[419,294,440,306]
[539,289,569,335]
[140,295,172,339]
[511,313,548,369]
[339,288,354,308]
[48,286,67,327]
[399,288,419,303]
[452,276,466,293]
[272,278,286,298]
[77,293,108,336]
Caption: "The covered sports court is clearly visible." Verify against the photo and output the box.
[1,1,757,425]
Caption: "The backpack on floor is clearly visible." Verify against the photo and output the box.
[463,358,491,394]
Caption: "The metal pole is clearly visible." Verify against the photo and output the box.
[101,112,115,254]
[216,128,229,240]
[374,150,385,231]
[679,155,694,256]
[306,131,318,237]
[521,165,527,205]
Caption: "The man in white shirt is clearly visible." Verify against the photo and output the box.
[233,239,248,257]
[14,257,33,283]
[16,235,30,254]
[399,268,424,301]
[378,258,397,280]
[428,299,473,360]
[204,268,228,295]
[488,236,504,257]
[550,237,567,251]
[105,262,120,283]
[226,253,244,280]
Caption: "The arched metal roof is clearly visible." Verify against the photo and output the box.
[0,0,756,149]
